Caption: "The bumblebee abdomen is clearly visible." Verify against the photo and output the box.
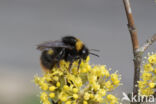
[40,50,56,70]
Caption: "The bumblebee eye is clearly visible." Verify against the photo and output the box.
[82,50,86,54]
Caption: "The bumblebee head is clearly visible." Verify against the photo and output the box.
[79,46,89,60]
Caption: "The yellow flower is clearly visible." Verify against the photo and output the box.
[85,65,91,72]
[38,77,46,86]
[49,93,55,98]
[149,82,155,88]
[138,53,156,96]
[34,75,40,84]
[83,100,88,104]
[72,67,78,75]
[60,96,68,102]
[142,72,152,81]
[148,54,156,64]
[73,88,78,93]
[105,81,114,91]
[113,80,120,86]
[84,92,90,100]
[98,89,106,96]
[143,64,153,72]
[59,93,68,102]
[56,82,61,87]
[43,100,51,104]
[65,101,72,104]
[53,76,59,81]
[74,77,82,88]
[88,75,97,84]
[90,94,94,99]
[139,88,154,96]
[72,101,77,104]
[40,92,48,102]
[63,85,70,91]
[94,66,102,76]
[49,86,56,91]
[111,73,120,86]
[86,56,90,62]
[102,68,110,77]
[138,81,147,89]
[41,83,49,91]
[107,94,118,104]
[80,67,87,73]
[73,94,78,99]
[111,73,118,81]
[94,94,103,102]
[92,83,100,91]
[154,68,156,74]
[34,56,121,104]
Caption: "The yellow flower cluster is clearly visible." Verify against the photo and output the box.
[34,57,121,104]
[138,53,156,96]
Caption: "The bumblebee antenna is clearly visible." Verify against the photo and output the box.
[90,49,100,52]
[90,52,99,57]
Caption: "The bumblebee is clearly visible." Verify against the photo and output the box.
[37,36,99,71]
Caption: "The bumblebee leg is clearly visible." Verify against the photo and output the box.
[66,53,74,72]
[69,60,73,72]
[55,49,65,68]
[56,62,60,68]
[78,59,81,70]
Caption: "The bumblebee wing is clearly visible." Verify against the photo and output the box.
[37,40,72,51]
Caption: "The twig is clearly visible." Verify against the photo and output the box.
[123,0,139,51]
[137,34,156,52]
[123,0,140,98]
[123,0,156,103]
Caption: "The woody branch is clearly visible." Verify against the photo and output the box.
[123,0,140,97]
[123,0,156,103]
[138,34,156,52]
